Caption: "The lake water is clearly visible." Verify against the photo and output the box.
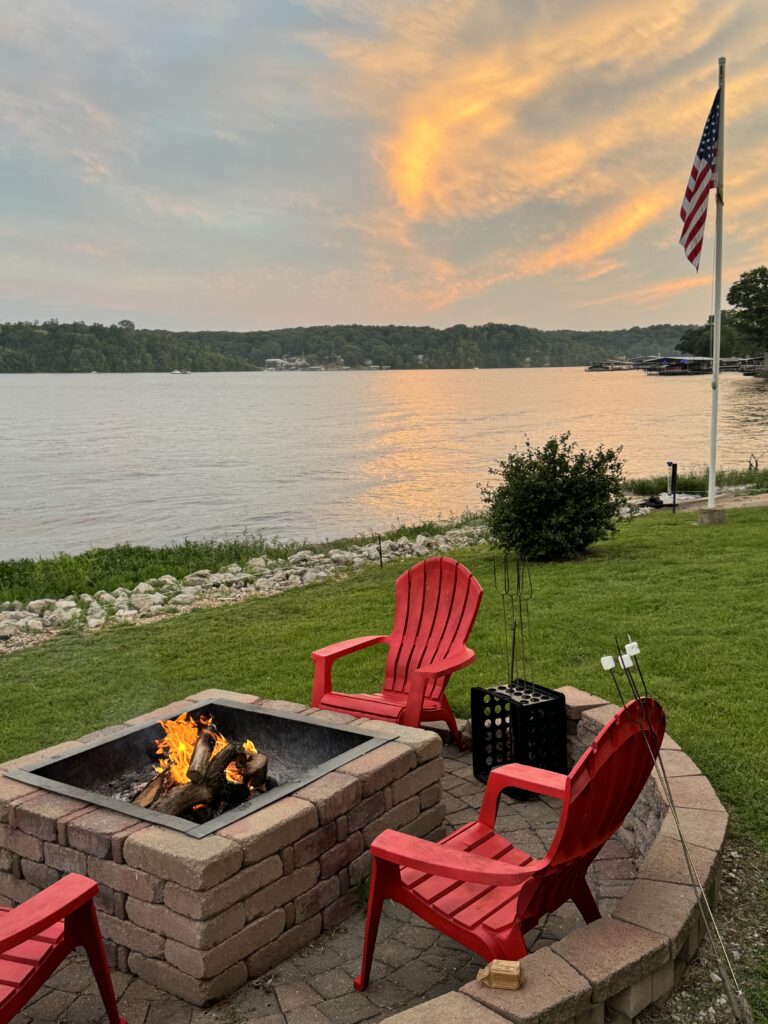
[1,368,767,560]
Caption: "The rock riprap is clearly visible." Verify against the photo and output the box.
[0,525,487,652]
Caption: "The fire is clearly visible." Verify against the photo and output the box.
[154,712,258,787]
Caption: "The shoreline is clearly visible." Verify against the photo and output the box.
[0,521,489,656]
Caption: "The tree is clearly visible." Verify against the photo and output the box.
[677,311,751,357]
[727,266,768,346]
[480,434,624,561]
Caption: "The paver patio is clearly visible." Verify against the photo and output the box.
[11,745,638,1024]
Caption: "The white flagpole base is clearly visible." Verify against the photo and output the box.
[698,508,726,525]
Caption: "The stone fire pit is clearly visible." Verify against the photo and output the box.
[0,689,445,1006]
[0,687,728,1022]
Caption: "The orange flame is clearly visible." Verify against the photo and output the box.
[154,712,258,787]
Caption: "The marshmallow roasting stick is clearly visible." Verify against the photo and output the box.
[599,641,754,1024]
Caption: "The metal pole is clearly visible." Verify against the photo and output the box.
[707,57,726,509]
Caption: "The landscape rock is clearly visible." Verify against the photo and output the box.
[1,521,489,653]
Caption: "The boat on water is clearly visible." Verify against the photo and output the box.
[585,359,637,372]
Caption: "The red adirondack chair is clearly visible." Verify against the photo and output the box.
[311,557,482,748]
[0,873,126,1024]
[354,698,665,989]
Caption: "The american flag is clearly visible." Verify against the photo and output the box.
[679,89,720,271]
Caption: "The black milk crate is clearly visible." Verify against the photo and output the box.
[471,681,567,796]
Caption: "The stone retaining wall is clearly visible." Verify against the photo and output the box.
[381,687,727,1024]
[0,690,445,1006]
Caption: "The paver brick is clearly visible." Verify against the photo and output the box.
[321,832,365,879]
[128,951,247,1006]
[99,913,165,958]
[389,758,443,805]
[0,776,38,822]
[246,914,323,979]
[322,891,359,930]
[658,807,728,852]
[347,792,386,833]
[0,871,37,904]
[166,908,285,978]
[44,842,87,875]
[340,743,416,797]
[381,991,507,1022]
[351,721,443,764]
[612,879,700,956]
[638,835,721,890]
[185,688,260,704]
[20,858,59,890]
[123,827,243,891]
[69,809,144,858]
[126,895,246,948]
[7,829,43,862]
[666,775,724,812]
[220,797,318,865]
[362,797,420,846]
[295,877,340,924]
[245,863,319,920]
[294,821,338,867]
[552,918,669,1002]
[294,773,361,824]
[557,686,610,720]
[164,855,283,920]
[462,947,592,1023]
[405,803,447,839]
[113,823,151,863]
[607,972,653,1018]
[9,793,87,841]
[87,855,165,902]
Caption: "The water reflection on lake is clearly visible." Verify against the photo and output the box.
[1,368,766,559]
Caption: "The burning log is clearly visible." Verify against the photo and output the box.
[132,767,172,808]
[239,750,268,789]
[152,742,241,817]
[131,711,266,821]
[187,727,216,784]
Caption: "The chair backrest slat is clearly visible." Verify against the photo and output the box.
[384,557,482,699]
[516,699,665,926]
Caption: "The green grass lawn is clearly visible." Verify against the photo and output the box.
[2,508,766,845]
[2,508,767,1014]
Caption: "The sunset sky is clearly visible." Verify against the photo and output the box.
[2,0,767,331]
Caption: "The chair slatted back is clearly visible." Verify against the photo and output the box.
[517,699,665,927]
[384,557,483,701]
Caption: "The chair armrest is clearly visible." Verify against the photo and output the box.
[311,635,389,705]
[401,647,475,727]
[312,635,388,663]
[412,646,476,680]
[371,830,538,886]
[0,874,97,955]
[479,764,569,829]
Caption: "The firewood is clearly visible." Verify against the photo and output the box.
[476,960,522,990]
[151,742,240,816]
[132,767,172,808]
[241,751,268,789]
[187,728,216,784]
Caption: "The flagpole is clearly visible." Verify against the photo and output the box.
[707,57,726,510]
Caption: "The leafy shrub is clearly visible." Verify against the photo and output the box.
[480,433,624,560]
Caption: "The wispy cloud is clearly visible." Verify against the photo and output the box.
[0,0,766,329]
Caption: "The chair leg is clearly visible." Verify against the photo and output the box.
[353,860,387,991]
[442,703,465,751]
[571,877,601,924]
[74,902,127,1024]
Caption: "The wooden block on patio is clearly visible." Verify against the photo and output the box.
[476,959,522,990]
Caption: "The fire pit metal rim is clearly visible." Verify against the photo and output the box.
[5,698,390,839]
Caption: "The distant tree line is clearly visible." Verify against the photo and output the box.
[0,318,695,373]
[677,266,768,357]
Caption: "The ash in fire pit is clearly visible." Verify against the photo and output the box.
[8,699,387,837]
